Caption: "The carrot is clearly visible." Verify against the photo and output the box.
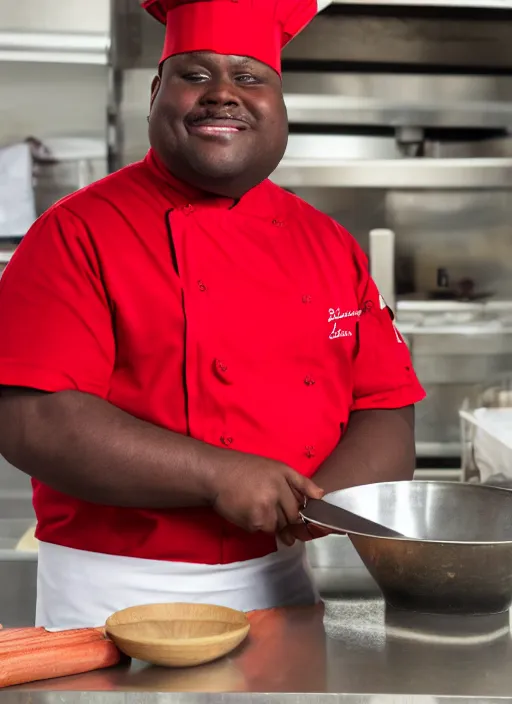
[0,628,45,643]
[0,627,103,640]
[0,629,107,656]
[0,637,122,688]
[0,628,101,646]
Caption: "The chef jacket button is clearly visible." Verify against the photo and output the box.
[213,358,232,384]
[183,204,194,215]
[272,219,284,227]
[304,375,315,386]
[302,294,312,304]
[221,435,233,446]
[216,359,228,372]
[305,445,316,458]
[198,280,207,292]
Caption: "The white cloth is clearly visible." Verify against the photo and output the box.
[0,143,36,236]
[473,408,512,484]
[36,540,319,629]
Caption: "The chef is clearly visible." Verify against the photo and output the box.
[0,0,425,628]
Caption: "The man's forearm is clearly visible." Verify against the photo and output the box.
[0,389,232,508]
[313,406,416,494]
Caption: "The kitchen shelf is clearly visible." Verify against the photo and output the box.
[415,442,461,457]
[271,158,512,189]
[0,31,110,65]
[284,94,512,130]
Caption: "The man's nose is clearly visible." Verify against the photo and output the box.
[200,79,240,107]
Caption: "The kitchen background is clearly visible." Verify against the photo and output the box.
[0,0,512,624]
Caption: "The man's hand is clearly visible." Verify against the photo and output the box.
[279,522,333,546]
[276,407,417,546]
[211,457,324,534]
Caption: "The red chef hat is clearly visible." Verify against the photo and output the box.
[142,0,321,74]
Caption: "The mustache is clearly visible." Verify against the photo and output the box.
[186,108,252,126]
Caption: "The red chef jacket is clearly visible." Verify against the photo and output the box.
[0,149,425,565]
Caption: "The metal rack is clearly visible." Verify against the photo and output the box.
[3,1,512,169]
[0,30,109,65]
[0,20,111,224]
[272,158,512,189]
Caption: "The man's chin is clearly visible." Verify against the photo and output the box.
[172,149,270,196]
[191,155,248,181]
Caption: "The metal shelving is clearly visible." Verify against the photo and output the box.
[284,94,512,130]
[0,30,110,65]
[272,157,512,189]
[0,25,110,237]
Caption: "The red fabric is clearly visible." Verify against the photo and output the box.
[142,0,318,73]
[0,149,425,565]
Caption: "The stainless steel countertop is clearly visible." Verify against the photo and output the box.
[4,599,512,702]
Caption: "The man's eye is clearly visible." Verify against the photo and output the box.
[182,73,209,82]
[236,74,260,84]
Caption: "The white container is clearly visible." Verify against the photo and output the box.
[460,378,512,486]
[30,135,107,213]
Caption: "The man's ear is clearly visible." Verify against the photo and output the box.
[150,74,161,110]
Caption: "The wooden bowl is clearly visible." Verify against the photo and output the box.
[105,603,250,668]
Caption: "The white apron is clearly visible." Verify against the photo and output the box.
[36,539,319,629]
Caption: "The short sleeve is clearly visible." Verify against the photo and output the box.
[350,240,426,412]
[0,206,115,395]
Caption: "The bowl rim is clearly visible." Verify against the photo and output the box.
[300,480,512,545]
[105,602,251,648]
[106,621,251,649]
[106,601,250,624]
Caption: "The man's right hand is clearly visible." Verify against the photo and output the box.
[210,455,324,534]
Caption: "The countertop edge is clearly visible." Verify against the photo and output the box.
[2,694,512,703]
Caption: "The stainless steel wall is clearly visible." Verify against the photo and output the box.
[282,7,512,69]
[294,187,512,299]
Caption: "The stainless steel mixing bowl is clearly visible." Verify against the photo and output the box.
[305,481,512,615]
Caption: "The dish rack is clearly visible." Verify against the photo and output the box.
[460,377,512,486]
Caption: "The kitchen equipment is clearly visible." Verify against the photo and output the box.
[303,481,512,615]
[428,271,493,302]
[105,603,250,668]
[28,136,107,215]
[301,499,406,538]
[397,300,512,456]
[460,376,512,487]
[28,136,106,188]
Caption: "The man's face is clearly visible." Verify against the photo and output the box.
[148,52,288,198]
